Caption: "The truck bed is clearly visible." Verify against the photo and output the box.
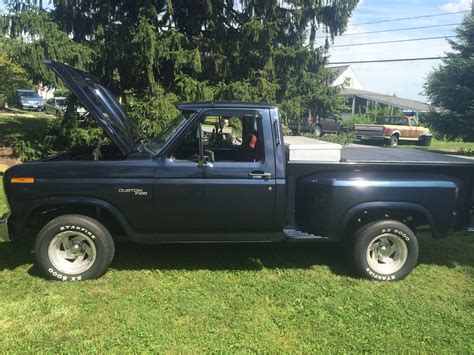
[342,145,474,165]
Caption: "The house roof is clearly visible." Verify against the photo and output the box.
[328,65,350,78]
[341,88,430,113]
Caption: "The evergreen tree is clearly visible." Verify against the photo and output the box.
[424,15,474,141]
[2,0,358,138]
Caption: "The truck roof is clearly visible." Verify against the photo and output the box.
[175,101,277,111]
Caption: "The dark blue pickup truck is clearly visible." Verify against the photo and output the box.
[1,61,473,281]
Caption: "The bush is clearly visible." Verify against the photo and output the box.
[341,114,375,132]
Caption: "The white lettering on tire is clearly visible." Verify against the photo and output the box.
[366,268,396,280]
[59,225,96,239]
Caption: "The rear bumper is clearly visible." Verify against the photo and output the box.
[21,104,44,111]
[0,213,11,242]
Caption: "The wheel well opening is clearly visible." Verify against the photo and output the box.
[345,208,431,237]
[26,204,128,240]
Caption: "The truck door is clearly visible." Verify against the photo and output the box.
[154,108,277,236]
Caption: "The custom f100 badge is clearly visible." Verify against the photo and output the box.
[118,188,148,196]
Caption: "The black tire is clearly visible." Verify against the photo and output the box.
[313,125,322,137]
[389,134,399,146]
[35,214,115,281]
[353,220,419,281]
[55,110,61,117]
[417,136,432,147]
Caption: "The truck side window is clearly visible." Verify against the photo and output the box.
[172,113,264,163]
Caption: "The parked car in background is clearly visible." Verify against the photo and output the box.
[44,96,88,118]
[288,115,342,137]
[14,89,44,111]
[44,96,66,116]
[355,116,432,146]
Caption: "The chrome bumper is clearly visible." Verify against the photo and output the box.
[0,213,10,242]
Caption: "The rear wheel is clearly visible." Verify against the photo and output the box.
[35,214,115,281]
[352,220,419,281]
[388,134,399,146]
[312,125,322,137]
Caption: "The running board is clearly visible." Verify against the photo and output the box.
[283,228,327,242]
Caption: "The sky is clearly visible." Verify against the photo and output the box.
[327,0,472,102]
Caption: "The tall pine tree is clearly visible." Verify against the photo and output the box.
[2,0,358,136]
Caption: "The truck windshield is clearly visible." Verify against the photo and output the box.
[146,111,195,154]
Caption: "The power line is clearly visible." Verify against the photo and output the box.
[351,10,468,26]
[316,23,461,38]
[331,35,457,48]
[328,57,446,64]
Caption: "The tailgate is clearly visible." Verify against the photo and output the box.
[355,124,384,137]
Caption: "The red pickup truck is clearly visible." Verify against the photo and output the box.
[355,116,432,146]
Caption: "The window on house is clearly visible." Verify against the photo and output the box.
[172,113,264,163]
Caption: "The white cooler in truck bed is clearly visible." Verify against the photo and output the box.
[284,136,342,162]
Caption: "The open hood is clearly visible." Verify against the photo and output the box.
[44,60,144,155]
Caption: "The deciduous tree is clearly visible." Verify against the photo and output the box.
[424,15,474,141]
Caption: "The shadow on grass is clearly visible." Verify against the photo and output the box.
[0,232,472,279]
[111,242,354,276]
[0,115,50,146]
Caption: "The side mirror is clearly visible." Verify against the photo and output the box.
[197,150,215,167]
[204,149,215,163]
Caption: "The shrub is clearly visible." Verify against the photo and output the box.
[341,114,375,132]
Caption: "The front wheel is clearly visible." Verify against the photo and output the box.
[352,220,419,281]
[35,214,115,281]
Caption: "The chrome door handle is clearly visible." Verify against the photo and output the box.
[249,172,272,180]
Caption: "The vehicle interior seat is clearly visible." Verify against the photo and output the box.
[237,131,261,162]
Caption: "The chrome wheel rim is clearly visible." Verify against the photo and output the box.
[366,233,408,275]
[48,231,96,274]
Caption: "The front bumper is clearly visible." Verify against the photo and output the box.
[0,213,10,242]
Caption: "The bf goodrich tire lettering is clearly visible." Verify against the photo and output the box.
[35,214,115,281]
[352,220,419,281]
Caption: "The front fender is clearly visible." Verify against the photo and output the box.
[19,196,134,238]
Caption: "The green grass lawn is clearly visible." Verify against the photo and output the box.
[0,111,50,147]
[399,138,474,156]
[0,178,473,352]
[0,180,7,215]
